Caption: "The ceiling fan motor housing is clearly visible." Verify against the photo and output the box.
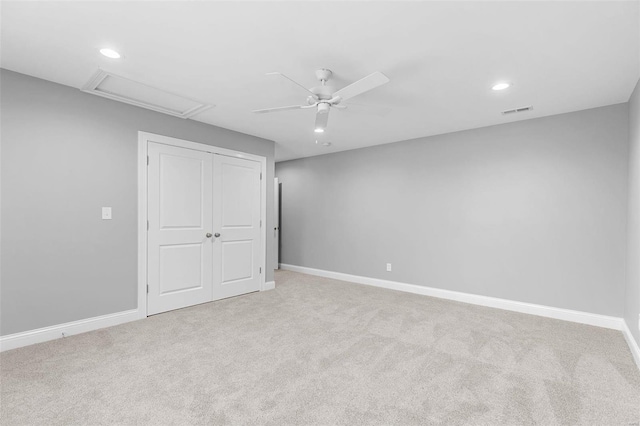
[310,85,335,100]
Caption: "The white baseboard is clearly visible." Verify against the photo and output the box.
[1,280,277,352]
[262,281,275,291]
[279,264,624,331]
[0,309,144,352]
[622,321,640,370]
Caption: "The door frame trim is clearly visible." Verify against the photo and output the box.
[274,177,280,270]
[137,131,267,317]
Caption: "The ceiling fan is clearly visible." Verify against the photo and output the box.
[253,69,390,133]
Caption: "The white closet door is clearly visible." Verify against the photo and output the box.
[212,154,261,300]
[147,142,213,315]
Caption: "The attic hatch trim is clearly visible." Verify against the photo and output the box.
[81,69,213,119]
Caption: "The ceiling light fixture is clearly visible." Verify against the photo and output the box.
[314,128,325,133]
[100,48,121,59]
[492,82,511,91]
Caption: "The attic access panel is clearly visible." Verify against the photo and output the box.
[81,70,213,119]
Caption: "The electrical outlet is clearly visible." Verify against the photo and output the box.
[386,263,392,272]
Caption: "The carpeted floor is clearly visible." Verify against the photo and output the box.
[1,270,639,425]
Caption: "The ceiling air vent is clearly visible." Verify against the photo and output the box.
[81,70,213,119]
[501,106,533,115]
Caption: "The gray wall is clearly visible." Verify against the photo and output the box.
[626,79,640,347]
[1,69,275,336]
[276,104,629,317]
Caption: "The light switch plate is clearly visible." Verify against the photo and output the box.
[102,207,112,220]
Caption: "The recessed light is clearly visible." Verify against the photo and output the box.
[492,82,511,91]
[100,48,121,59]
[314,128,325,133]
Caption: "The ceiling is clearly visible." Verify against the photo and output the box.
[2,1,638,162]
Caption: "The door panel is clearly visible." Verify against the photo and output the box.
[159,155,205,229]
[213,154,261,300]
[221,163,255,227]
[222,240,254,282]
[159,244,203,294]
[148,142,213,315]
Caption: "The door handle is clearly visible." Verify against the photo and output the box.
[214,233,221,238]
[206,233,212,238]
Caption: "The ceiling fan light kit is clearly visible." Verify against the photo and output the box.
[253,68,390,136]
[317,103,330,114]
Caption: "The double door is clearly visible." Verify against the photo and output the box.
[147,142,262,315]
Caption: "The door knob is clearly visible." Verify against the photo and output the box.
[214,233,221,238]
[206,233,212,238]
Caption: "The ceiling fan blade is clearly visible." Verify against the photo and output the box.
[315,109,329,131]
[266,72,318,99]
[333,72,390,102]
[252,105,305,114]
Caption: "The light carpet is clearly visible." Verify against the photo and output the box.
[1,270,639,425]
